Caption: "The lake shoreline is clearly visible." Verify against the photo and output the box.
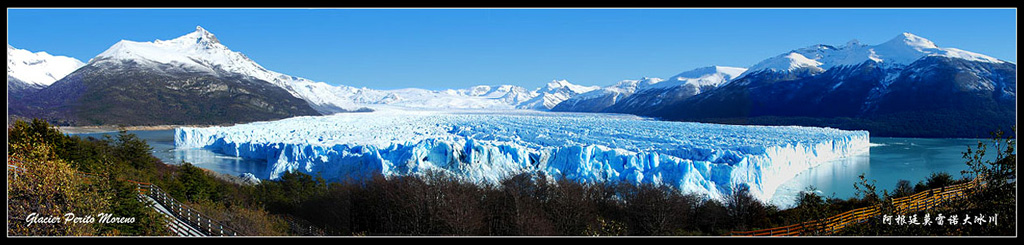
[59,124,219,134]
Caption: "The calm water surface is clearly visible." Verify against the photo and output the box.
[770,137,1003,207]
[69,129,267,178]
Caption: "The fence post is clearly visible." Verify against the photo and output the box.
[830,220,835,235]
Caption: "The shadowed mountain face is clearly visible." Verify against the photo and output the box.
[553,67,746,114]
[648,57,1015,138]
[11,59,320,126]
[549,34,1015,138]
[8,76,45,100]
[8,27,322,126]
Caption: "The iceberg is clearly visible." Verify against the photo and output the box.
[175,108,868,202]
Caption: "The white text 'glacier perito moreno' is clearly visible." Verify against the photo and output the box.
[174,108,869,202]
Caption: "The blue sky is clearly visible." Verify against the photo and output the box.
[7,8,1017,90]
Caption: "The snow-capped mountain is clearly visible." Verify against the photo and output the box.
[517,79,600,110]
[89,26,378,114]
[553,66,747,113]
[605,66,746,113]
[7,45,85,90]
[739,33,1005,78]
[92,26,312,87]
[357,86,527,110]
[649,66,747,91]
[7,45,86,120]
[10,26,608,125]
[11,26,323,126]
[460,85,535,105]
[552,77,660,112]
[86,26,607,113]
[650,33,1015,138]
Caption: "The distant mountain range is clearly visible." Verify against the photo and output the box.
[559,33,1016,137]
[553,66,747,113]
[7,28,1015,137]
[643,33,1016,138]
[7,27,599,126]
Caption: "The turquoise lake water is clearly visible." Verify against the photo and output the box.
[71,129,267,179]
[769,137,1004,207]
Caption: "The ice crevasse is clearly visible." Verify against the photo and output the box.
[175,109,869,202]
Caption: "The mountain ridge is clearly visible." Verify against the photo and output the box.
[643,35,1016,138]
[9,29,1014,137]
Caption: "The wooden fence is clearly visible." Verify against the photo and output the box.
[141,184,239,236]
[731,177,982,236]
[7,155,238,236]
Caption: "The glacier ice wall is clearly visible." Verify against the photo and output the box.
[175,109,869,202]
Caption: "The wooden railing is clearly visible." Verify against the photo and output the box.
[7,155,31,177]
[7,162,26,177]
[141,184,239,236]
[7,155,239,236]
[890,179,978,215]
[731,177,982,236]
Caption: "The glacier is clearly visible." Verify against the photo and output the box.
[174,108,869,202]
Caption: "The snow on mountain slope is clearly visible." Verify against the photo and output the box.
[741,33,1006,77]
[175,108,869,202]
[552,77,661,112]
[745,52,825,75]
[517,80,600,110]
[585,66,747,114]
[286,79,594,112]
[90,26,386,114]
[544,79,601,94]
[310,79,593,111]
[304,84,536,110]
[573,79,645,101]
[646,66,747,91]
[7,45,85,87]
[95,26,278,82]
[86,26,605,113]
[370,87,524,109]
